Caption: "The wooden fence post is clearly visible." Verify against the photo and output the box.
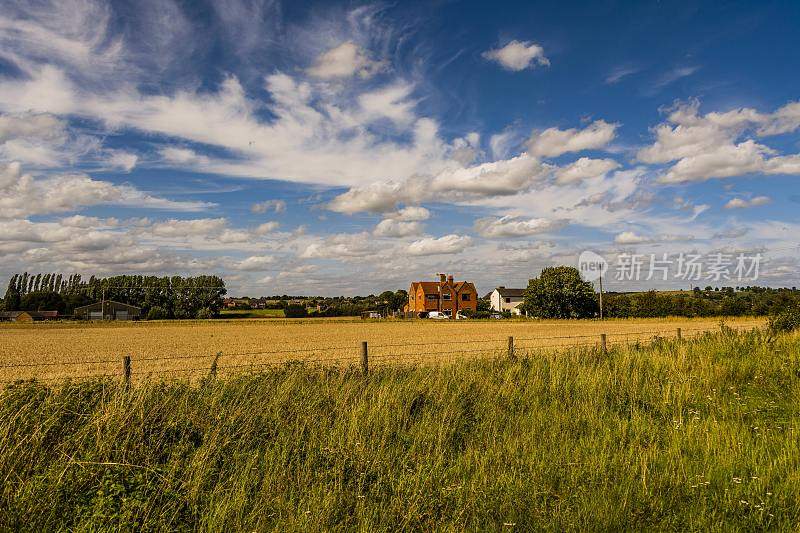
[122,354,131,388]
[507,336,515,360]
[361,341,369,375]
[676,327,682,341]
[600,334,607,355]
[210,352,221,377]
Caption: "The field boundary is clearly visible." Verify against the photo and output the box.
[0,323,760,385]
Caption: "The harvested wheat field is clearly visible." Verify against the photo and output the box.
[0,316,765,383]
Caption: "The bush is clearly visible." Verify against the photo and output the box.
[195,307,214,319]
[284,304,308,318]
[768,306,800,333]
[146,306,169,320]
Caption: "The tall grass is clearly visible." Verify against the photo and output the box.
[1,329,798,531]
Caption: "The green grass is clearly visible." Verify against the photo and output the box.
[1,328,799,531]
[219,308,285,319]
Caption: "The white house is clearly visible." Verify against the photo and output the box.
[489,287,526,315]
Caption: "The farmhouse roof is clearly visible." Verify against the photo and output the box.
[495,287,526,297]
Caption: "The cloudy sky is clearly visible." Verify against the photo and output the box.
[1,0,799,296]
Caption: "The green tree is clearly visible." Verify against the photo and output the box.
[521,266,598,319]
[4,275,21,311]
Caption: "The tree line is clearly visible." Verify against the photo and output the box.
[520,266,800,319]
[2,273,227,319]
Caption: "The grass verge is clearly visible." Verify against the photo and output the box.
[1,328,798,531]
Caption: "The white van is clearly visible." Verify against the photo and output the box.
[427,311,450,320]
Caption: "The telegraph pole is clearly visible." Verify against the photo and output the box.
[598,272,605,320]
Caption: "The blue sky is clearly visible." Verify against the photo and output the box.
[1,0,799,296]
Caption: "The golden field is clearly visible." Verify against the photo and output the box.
[0,316,765,383]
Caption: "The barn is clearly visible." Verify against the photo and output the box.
[74,301,141,321]
[0,311,59,322]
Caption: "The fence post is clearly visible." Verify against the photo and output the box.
[600,334,607,355]
[676,327,682,341]
[122,354,131,388]
[507,336,515,360]
[210,352,221,377]
[361,341,369,375]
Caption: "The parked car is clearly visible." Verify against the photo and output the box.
[427,311,450,320]
[455,311,470,320]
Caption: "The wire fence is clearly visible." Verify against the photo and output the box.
[0,323,761,386]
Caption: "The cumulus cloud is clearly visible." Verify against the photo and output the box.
[0,161,211,219]
[233,255,275,271]
[148,218,228,238]
[406,234,471,256]
[300,232,377,259]
[554,157,620,184]
[641,99,800,183]
[328,154,551,214]
[724,196,771,209]
[373,219,424,238]
[482,40,549,71]
[251,199,287,214]
[392,206,430,221]
[306,41,385,79]
[527,120,618,158]
[658,140,800,183]
[474,215,565,238]
[254,221,280,234]
[614,231,649,245]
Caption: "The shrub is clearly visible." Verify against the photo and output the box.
[284,304,308,318]
[768,306,800,333]
[196,307,214,319]
[146,306,169,320]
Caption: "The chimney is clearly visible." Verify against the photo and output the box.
[447,275,454,284]
[439,273,446,283]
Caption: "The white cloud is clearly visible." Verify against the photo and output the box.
[658,140,786,183]
[554,157,620,184]
[392,206,430,221]
[474,215,565,238]
[0,161,210,218]
[254,221,280,234]
[613,231,694,245]
[233,255,275,271]
[327,154,551,214]
[406,234,471,256]
[614,231,649,244]
[159,146,211,166]
[357,83,416,125]
[528,120,618,158]
[307,41,385,79]
[724,196,771,209]
[299,232,377,259]
[103,150,138,172]
[251,199,287,214]
[148,218,228,238]
[482,40,549,71]
[372,219,424,238]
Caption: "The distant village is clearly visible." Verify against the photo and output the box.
[223,272,523,320]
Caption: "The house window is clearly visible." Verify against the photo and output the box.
[461,293,470,301]
[505,297,511,303]
[442,293,451,300]
[426,294,437,300]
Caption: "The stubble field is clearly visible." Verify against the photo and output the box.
[0,316,764,383]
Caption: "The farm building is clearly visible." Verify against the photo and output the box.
[405,273,478,318]
[489,287,527,315]
[74,301,141,321]
[0,311,59,322]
